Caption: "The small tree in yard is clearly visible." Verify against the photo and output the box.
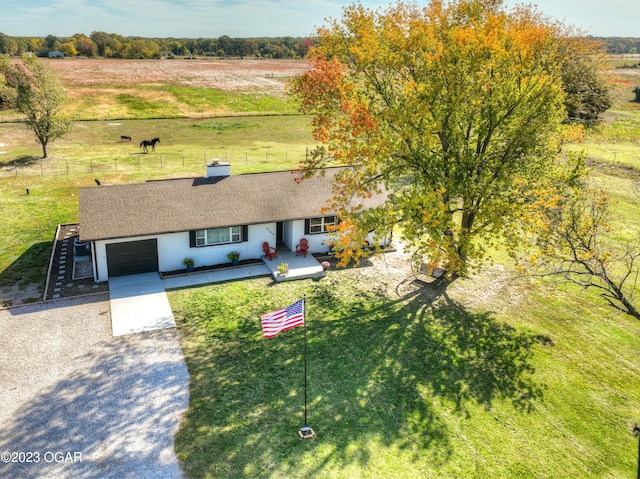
[289,0,602,276]
[522,185,640,320]
[0,54,73,158]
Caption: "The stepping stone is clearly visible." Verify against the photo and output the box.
[66,283,74,287]
[54,288,61,292]
[78,285,85,289]
[52,294,60,299]
[55,282,62,286]
[57,275,64,280]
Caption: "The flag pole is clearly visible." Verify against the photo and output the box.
[303,295,308,426]
[298,295,315,439]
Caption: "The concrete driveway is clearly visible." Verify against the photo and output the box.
[109,272,177,337]
[0,295,189,479]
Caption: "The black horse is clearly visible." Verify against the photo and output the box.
[120,135,131,142]
[140,137,160,153]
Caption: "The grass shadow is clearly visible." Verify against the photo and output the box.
[0,241,50,305]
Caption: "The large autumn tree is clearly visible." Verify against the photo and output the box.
[290,0,593,275]
[0,54,73,158]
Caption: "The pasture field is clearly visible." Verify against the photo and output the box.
[0,58,309,122]
[0,58,639,478]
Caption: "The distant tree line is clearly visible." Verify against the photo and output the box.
[1,32,637,59]
[594,37,640,55]
[0,32,315,59]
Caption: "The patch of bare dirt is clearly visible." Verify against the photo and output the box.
[0,283,42,307]
[47,58,311,91]
[339,241,524,313]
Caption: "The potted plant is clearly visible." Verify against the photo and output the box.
[227,251,240,265]
[183,257,195,272]
[277,262,289,276]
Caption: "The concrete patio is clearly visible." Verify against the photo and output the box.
[261,245,327,282]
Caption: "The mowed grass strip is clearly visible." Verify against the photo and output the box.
[169,269,640,479]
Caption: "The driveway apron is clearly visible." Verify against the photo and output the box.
[109,272,176,337]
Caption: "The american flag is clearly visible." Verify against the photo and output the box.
[261,299,305,338]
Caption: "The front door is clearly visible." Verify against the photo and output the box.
[276,221,284,244]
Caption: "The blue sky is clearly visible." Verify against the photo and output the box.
[1,0,637,38]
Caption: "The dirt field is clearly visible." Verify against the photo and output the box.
[46,57,311,91]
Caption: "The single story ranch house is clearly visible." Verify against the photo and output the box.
[78,163,384,282]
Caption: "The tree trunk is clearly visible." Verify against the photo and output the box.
[604,275,640,320]
[455,210,476,276]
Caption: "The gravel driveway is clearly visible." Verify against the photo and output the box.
[0,294,189,478]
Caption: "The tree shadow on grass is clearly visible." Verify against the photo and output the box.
[6,155,42,166]
[175,280,551,478]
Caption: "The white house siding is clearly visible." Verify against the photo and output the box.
[282,220,331,254]
[92,221,382,282]
[93,224,276,282]
[180,223,275,272]
[285,220,384,255]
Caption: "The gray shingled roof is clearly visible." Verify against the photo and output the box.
[79,168,381,241]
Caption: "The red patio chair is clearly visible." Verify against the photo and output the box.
[263,241,277,260]
[296,238,309,257]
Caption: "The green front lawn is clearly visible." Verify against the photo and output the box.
[169,265,640,478]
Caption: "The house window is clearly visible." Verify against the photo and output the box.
[195,226,241,246]
[308,216,337,234]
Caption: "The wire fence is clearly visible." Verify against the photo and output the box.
[0,148,311,178]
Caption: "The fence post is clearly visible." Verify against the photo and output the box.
[66,158,69,175]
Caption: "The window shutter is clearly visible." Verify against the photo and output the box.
[304,219,310,235]
[242,225,249,242]
[189,230,196,248]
